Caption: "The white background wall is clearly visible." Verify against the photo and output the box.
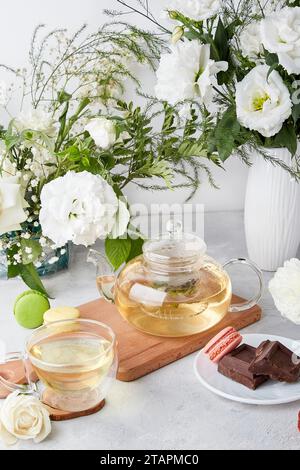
[0,0,248,212]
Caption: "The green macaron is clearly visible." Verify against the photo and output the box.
[14,290,50,329]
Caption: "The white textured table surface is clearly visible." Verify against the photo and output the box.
[0,211,300,450]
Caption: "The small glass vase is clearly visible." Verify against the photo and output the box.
[0,238,69,279]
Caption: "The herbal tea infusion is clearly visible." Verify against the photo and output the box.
[27,320,117,412]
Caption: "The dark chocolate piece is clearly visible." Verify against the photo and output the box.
[249,340,300,383]
[218,344,268,390]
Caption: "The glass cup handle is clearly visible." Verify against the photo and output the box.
[0,352,38,396]
[223,258,264,313]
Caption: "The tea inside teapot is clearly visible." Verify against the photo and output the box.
[114,255,232,337]
[89,220,263,338]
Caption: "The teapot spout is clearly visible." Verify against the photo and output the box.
[87,249,115,302]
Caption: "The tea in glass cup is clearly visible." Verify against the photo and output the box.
[27,319,117,412]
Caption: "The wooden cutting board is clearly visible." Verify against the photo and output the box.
[79,295,262,382]
[0,295,261,420]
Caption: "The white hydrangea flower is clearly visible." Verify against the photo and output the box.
[40,171,130,247]
[167,0,221,21]
[155,40,228,106]
[235,65,292,137]
[0,391,51,446]
[269,258,300,324]
[261,7,300,75]
[85,117,116,150]
[239,22,264,60]
[15,107,56,136]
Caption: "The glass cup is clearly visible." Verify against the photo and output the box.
[0,319,118,413]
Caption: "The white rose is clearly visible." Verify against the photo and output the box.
[85,117,116,149]
[0,175,28,235]
[235,65,292,138]
[40,171,130,247]
[0,392,51,446]
[15,108,56,136]
[155,40,228,106]
[167,0,221,21]
[269,258,300,324]
[239,22,264,60]
[261,7,300,75]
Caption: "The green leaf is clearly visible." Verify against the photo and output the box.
[265,51,279,67]
[6,244,20,278]
[226,19,242,39]
[264,50,279,80]
[213,19,231,85]
[7,263,21,279]
[58,90,72,104]
[19,263,50,298]
[292,103,300,125]
[214,18,228,61]
[214,106,240,161]
[269,124,297,156]
[20,239,42,265]
[105,237,132,271]
[127,237,144,262]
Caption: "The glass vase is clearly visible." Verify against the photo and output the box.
[0,236,69,279]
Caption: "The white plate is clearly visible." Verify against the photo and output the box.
[194,334,300,405]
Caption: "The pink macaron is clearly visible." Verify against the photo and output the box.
[203,326,242,363]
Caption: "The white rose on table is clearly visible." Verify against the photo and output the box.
[155,40,228,107]
[269,258,300,324]
[239,22,264,60]
[85,117,116,150]
[235,65,292,137]
[40,171,130,247]
[167,0,220,21]
[0,391,51,446]
[261,7,300,75]
[15,107,56,136]
[0,175,28,235]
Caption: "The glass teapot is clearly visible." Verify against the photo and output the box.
[88,221,263,338]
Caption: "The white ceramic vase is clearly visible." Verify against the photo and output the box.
[244,147,300,272]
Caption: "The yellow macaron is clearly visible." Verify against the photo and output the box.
[43,306,80,324]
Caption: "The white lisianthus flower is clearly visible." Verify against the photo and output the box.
[240,22,264,60]
[15,108,56,136]
[0,176,28,235]
[261,7,300,75]
[40,171,130,247]
[0,391,51,446]
[31,147,57,179]
[155,40,228,106]
[167,0,220,21]
[235,65,292,138]
[85,117,116,150]
[269,258,300,324]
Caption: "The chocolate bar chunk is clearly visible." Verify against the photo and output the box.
[249,340,300,383]
[218,344,268,390]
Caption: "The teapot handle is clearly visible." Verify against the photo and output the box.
[0,352,38,396]
[223,258,264,313]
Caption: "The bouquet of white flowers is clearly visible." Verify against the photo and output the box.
[115,0,300,172]
[0,21,217,295]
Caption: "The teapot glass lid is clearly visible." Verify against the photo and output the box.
[143,220,207,267]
